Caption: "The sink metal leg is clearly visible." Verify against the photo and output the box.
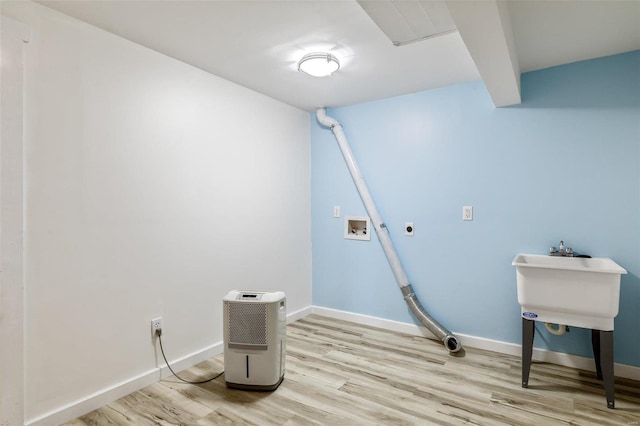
[591,329,603,380]
[523,323,614,409]
[522,318,535,388]
[592,329,615,409]
[601,331,615,409]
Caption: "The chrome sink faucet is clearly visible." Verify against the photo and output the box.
[550,240,574,256]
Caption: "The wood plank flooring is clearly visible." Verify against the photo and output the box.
[66,315,640,425]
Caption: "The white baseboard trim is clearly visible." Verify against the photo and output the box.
[26,341,224,426]
[287,305,313,324]
[311,306,640,381]
[157,341,224,380]
[26,308,311,426]
[25,367,162,426]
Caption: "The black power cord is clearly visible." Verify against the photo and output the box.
[156,329,224,384]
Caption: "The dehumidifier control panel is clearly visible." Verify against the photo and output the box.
[235,292,263,301]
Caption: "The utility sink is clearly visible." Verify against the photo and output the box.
[512,253,627,331]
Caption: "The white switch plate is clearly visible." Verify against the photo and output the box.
[333,206,341,218]
[463,206,473,221]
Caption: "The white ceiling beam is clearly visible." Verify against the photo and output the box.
[447,0,521,107]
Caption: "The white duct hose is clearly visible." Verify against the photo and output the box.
[545,322,568,336]
[316,108,462,353]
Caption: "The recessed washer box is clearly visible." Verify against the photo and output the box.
[344,216,370,241]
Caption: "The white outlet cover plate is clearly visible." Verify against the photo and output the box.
[151,317,162,336]
[405,222,414,236]
[463,206,473,221]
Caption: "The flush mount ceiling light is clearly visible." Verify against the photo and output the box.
[297,52,340,77]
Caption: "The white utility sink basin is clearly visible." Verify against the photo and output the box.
[512,253,627,330]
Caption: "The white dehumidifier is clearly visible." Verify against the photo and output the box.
[223,290,286,390]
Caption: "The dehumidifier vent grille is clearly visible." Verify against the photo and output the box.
[227,302,267,350]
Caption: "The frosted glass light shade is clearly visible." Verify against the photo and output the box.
[297,52,340,77]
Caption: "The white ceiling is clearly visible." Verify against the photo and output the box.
[32,0,640,111]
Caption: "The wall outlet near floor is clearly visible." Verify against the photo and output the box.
[150,317,162,337]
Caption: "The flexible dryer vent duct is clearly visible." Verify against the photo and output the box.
[317,108,462,354]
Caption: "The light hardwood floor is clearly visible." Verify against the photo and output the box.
[66,315,640,425]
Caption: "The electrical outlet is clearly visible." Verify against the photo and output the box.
[405,222,414,236]
[463,206,473,221]
[151,317,162,337]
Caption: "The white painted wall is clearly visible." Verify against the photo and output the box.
[1,15,30,426]
[2,2,312,423]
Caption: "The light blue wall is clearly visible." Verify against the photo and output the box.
[311,51,640,366]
